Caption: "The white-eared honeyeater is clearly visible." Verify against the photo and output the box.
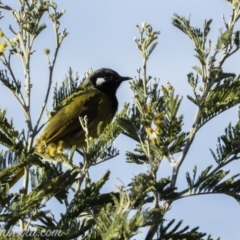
[9,68,131,189]
[40,68,131,149]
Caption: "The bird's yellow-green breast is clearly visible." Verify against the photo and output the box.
[41,88,116,148]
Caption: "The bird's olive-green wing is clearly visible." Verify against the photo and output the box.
[41,88,114,147]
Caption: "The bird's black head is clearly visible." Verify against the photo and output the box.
[88,68,131,97]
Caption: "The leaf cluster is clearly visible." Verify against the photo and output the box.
[20,2,48,36]
[118,78,186,165]
[0,109,20,149]
[157,219,220,240]
[0,70,21,94]
[185,165,240,202]
[172,14,212,66]
[210,121,240,164]
[52,67,81,112]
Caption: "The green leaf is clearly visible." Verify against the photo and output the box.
[159,219,212,240]
[192,66,202,76]
[198,74,240,129]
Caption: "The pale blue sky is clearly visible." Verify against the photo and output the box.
[0,1,240,239]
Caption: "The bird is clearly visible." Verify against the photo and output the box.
[38,68,132,151]
[8,68,131,190]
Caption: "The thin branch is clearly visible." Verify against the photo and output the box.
[9,25,17,35]
[218,46,239,67]
[34,27,67,134]
[221,14,228,29]
[16,22,33,134]
[171,108,201,187]
[170,79,216,189]
[0,3,13,11]
[166,151,176,164]
[142,58,147,98]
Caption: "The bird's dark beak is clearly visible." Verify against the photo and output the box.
[119,76,132,82]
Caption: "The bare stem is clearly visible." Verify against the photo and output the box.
[170,108,200,188]
[142,58,147,98]
[34,26,67,134]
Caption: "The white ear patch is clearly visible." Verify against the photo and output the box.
[96,77,106,86]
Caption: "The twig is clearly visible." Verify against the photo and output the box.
[221,14,228,29]
[170,107,201,189]
[9,25,17,35]
[34,26,67,134]
[142,58,147,98]
[218,46,239,68]
[0,3,13,11]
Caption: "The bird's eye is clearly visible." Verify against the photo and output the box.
[104,75,112,81]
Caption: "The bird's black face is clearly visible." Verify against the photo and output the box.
[89,68,131,96]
